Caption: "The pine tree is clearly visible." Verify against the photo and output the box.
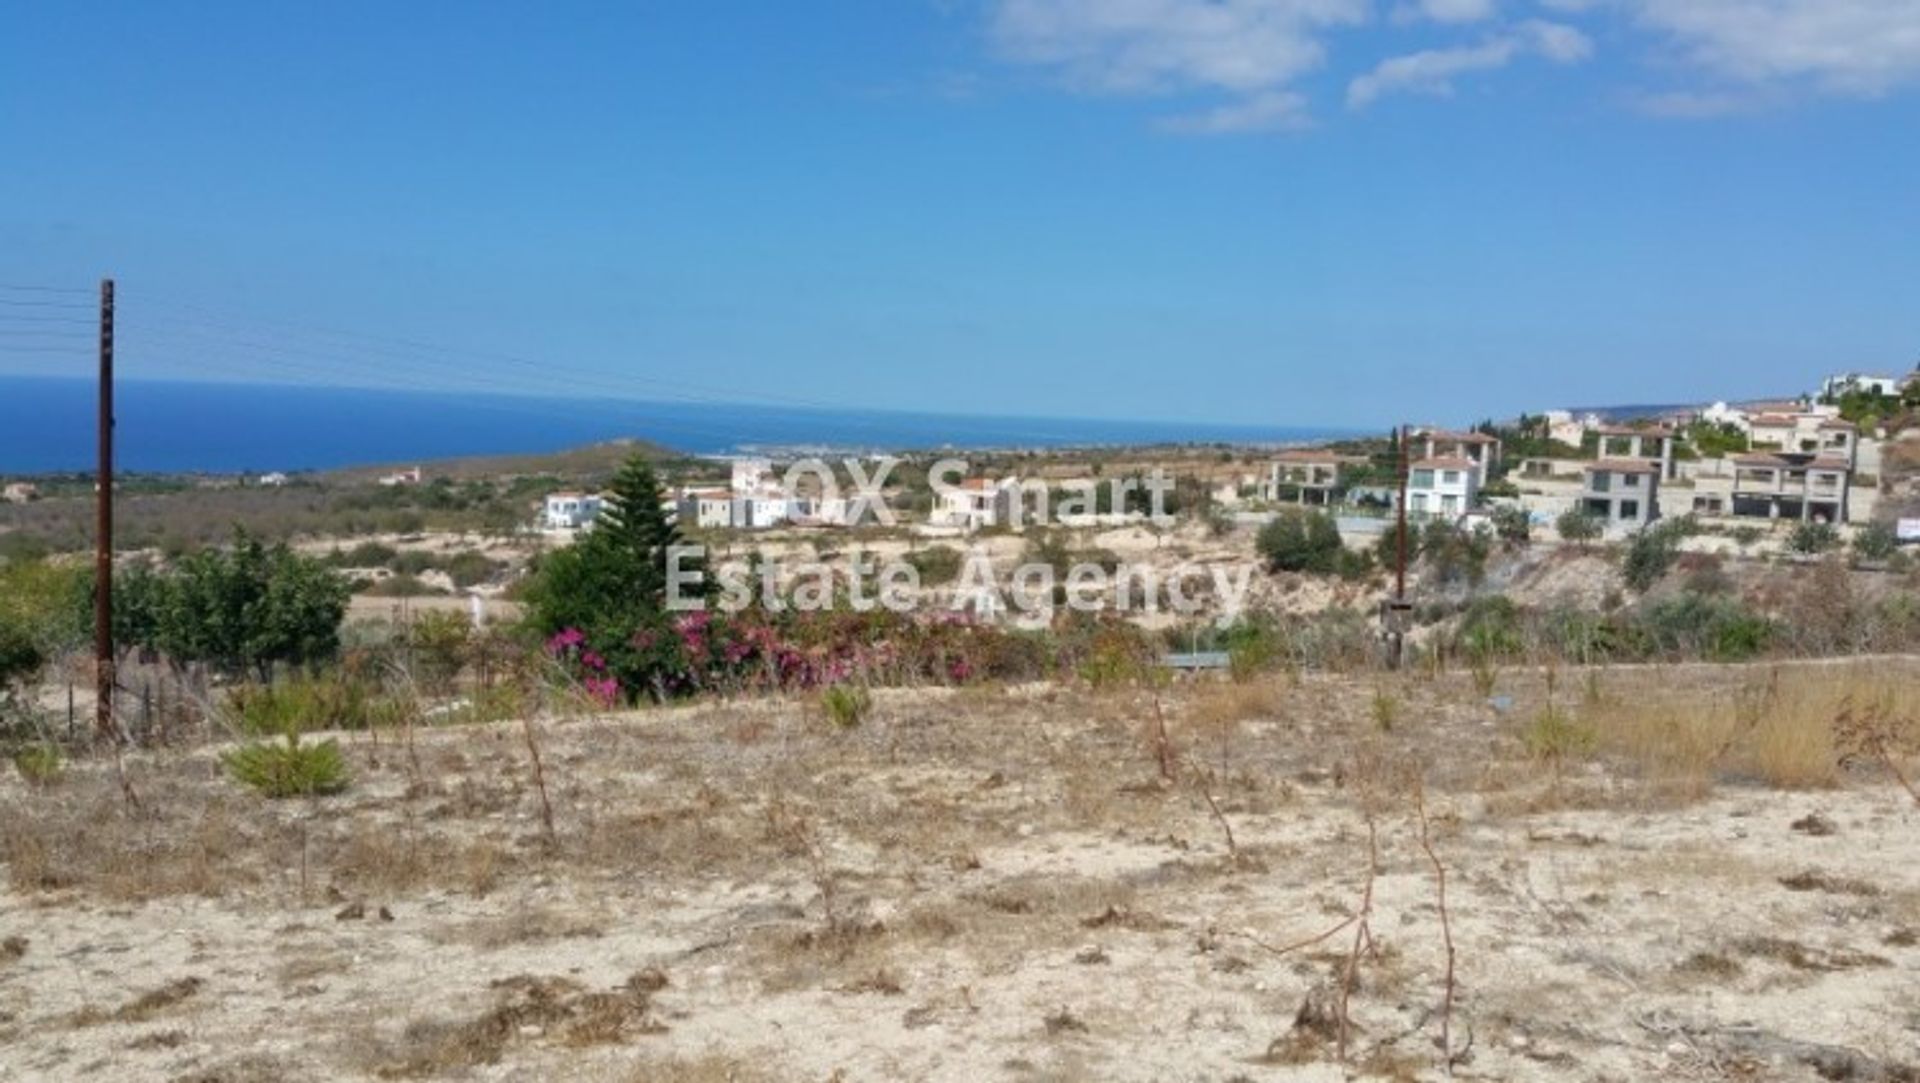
[523,455,712,701]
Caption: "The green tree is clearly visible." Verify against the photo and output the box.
[1556,509,1603,547]
[1490,505,1532,546]
[521,456,709,701]
[1621,522,1683,592]
[113,531,350,680]
[1256,509,1344,575]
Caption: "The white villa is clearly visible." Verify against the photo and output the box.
[936,477,1018,530]
[1412,428,1502,487]
[677,488,734,530]
[542,491,605,531]
[1405,457,1478,520]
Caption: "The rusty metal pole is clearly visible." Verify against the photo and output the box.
[95,278,115,742]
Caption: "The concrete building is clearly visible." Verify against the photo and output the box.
[1265,450,1364,506]
[935,477,1018,530]
[1405,457,1479,520]
[1728,453,1853,523]
[1580,460,1661,529]
[730,457,774,492]
[1592,425,1679,480]
[1413,429,1502,487]
[2,482,38,504]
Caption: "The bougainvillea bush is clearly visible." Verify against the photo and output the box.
[539,607,1159,706]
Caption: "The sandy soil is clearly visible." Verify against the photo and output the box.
[2,665,1917,1082]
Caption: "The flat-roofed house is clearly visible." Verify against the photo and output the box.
[935,477,1017,530]
[543,491,605,531]
[1580,460,1661,529]
[1592,424,1679,480]
[1730,452,1852,523]
[1405,457,1478,520]
[677,488,735,530]
[1265,450,1365,506]
[1414,429,1502,487]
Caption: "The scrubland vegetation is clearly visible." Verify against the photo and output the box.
[2,453,1920,1079]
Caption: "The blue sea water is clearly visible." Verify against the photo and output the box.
[0,376,1359,474]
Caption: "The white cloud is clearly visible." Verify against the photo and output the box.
[1395,0,1499,24]
[1158,89,1315,131]
[1629,88,1765,117]
[1347,19,1591,107]
[1623,1,1920,95]
[988,0,1368,131]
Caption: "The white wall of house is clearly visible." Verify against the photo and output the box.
[1405,462,1478,520]
[543,493,604,531]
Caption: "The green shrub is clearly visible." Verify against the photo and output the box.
[1640,592,1774,661]
[442,551,500,589]
[1370,687,1399,731]
[1621,523,1682,592]
[407,610,472,691]
[364,573,444,597]
[820,684,871,729]
[1491,505,1532,545]
[1523,705,1596,763]
[1419,521,1491,588]
[1729,525,1765,550]
[227,676,404,735]
[1256,510,1344,575]
[222,732,349,797]
[12,743,62,787]
[1456,595,1524,659]
[1852,522,1898,564]
[1788,521,1839,555]
[1556,509,1603,545]
[906,545,964,586]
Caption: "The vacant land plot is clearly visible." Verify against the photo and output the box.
[2,661,1917,1081]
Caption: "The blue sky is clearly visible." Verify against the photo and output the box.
[2,1,1917,429]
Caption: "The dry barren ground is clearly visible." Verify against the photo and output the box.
[3,661,1918,1082]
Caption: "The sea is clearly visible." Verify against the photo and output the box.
[0,376,1360,474]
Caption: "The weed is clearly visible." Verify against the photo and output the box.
[820,684,872,729]
[12,743,62,787]
[1370,687,1399,732]
[223,732,349,798]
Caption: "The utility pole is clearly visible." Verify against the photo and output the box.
[95,278,114,742]
[1384,423,1412,670]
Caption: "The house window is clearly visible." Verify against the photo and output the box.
[1620,500,1639,520]
[1412,470,1435,488]
[1623,473,1640,488]
[1411,493,1429,512]
[1590,473,1610,493]
[1442,470,1460,485]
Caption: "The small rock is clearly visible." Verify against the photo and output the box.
[1791,812,1838,837]
[333,902,365,921]
[377,906,394,922]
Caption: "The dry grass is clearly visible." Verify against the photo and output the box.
[1579,667,1920,799]
[3,658,1918,1081]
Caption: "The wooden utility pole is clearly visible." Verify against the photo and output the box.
[1384,423,1412,670]
[95,278,114,741]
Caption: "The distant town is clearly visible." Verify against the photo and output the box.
[499,364,1920,545]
